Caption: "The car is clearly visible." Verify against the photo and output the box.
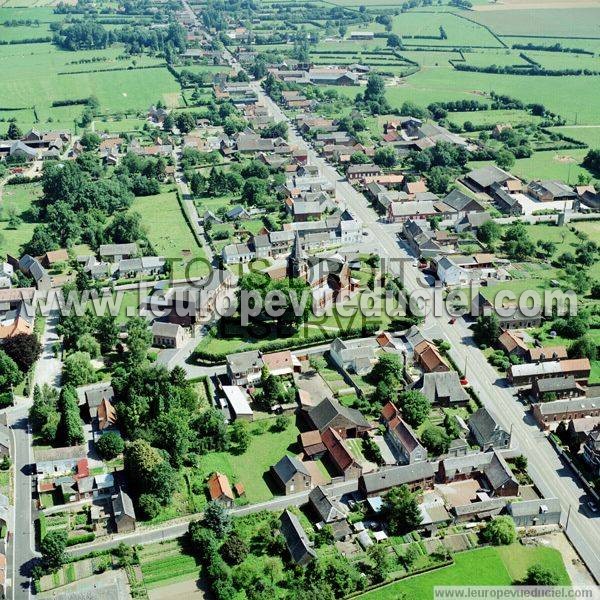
[588,501,598,513]
[362,231,369,236]
[449,318,456,324]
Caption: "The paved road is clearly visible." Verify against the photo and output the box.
[67,478,358,557]
[8,309,63,599]
[251,82,600,580]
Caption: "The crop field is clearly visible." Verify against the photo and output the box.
[139,541,199,589]
[447,109,543,129]
[469,6,600,37]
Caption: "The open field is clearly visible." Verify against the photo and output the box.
[195,418,300,503]
[358,545,569,600]
[469,6,600,37]
[553,126,600,148]
[0,183,42,257]
[0,42,180,134]
[468,149,592,183]
[132,190,209,278]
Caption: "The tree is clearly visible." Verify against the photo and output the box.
[56,386,85,446]
[221,531,248,565]
[95,315,119,354]
[1,333,41,373]
[367,543,391,583]
[76,333,100,358]
[398,390,430,428]
[273,414,290,432]
[95,431,125,460]
[421,425,451,456]
[582,148,600,175]
[125,317,152,366]
[124,439,174,503]
[0,349,23,389]
[241,177,267,206]
[477,220,501,246]
[383,484,423,535]
[374,146,397,168]
[175,112,196,134]
[204,500,231,538]
[350,151,370,165]
[503,223,535,260]
[473,313,500,347]
[162,113,175,132]
[370,353,403,384]
[80,131,101,151]
[480,516,516,546]
[525,564,559,586]
[513,455,527,471]
[62,351,97,387]
[153,410,191,468]
[7,122,22,140]
[41,530,67,572]
[229,420,250,453]
[568,335,597,361]
[105,211,143,244]
[387,33,402,48]
[194,407,228,452]
[426,166,455,195]
[137,493,162,520]
[495,148,516,170]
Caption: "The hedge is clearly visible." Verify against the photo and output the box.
[193,323,380,363]
[66,532,95,546]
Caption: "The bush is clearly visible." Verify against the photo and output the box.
[95,432,125,460]
[66,532,95,547]
[137,494,162,520]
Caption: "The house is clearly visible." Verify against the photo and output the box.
[305,397,371,437]
[111,488,136,533]
[41,249,69,268]
[414,372,469,406]
[498,330,528,358]
[152,321,186,349]
[532,395,600,429]
[262,350,299,376]
[359,462,435,497]
[321,427,362,479]
[226,350,264,386]
[469,407,510,451]
[381,402,427,464]
[271,455,312,495]
[207,472,235,507]
[299,430,327,459]
[472,292,542,330]
[462,165,514,194]
[439,450,519,497]
[507,358,591,386]
[329,337,378,375]
[531,376,582,402]
[527,346,568,363]
[222,385,253,421]
[582,429,600,476]
[527,180,576,203]
[308,485,347,523]
[83,385,115,421]
[17,255,51,291]
[9,140,38,161]
[99,243,138,263]
[349,31,374,40]
[507,498,562,527]
[414,340,449,374]
[442,189,485,218]
[346,163,382,183]
[279,509,316,566]
[566,416,600,445]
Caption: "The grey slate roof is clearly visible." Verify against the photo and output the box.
[307,397,370,432]
[309,485,347,523]
[469,407,505,444]
[466,165,512,188]
[360,462,435,494]
[507,497,561,517]
[535,376,576,393]
[417,372,469,404]
[535,396,600,416]
[279,509,316,564]
[112,487,136,520]
[272,455,310,484]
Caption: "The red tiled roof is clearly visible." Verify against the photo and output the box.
[76,458,89,479]
[381,401,398,422]
[207,471,234,501]
[321,428,356,472]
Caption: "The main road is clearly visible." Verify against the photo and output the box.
[251,82,600,579]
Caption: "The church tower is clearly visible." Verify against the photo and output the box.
[288,232,307,280]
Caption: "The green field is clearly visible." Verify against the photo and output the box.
[470,7,600,38]
[0,42,180,134]
[468,148,592,183]
[358,545,569,600]
[195,418,300,503]
[0,183,42,257]
[132,190,209,278]
[448,108,543,129]
[553,126,600,148]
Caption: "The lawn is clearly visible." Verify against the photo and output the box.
[0,183,43,257]
[132,189,209,278]
[195,418,300,503]
[357,544,569,600]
